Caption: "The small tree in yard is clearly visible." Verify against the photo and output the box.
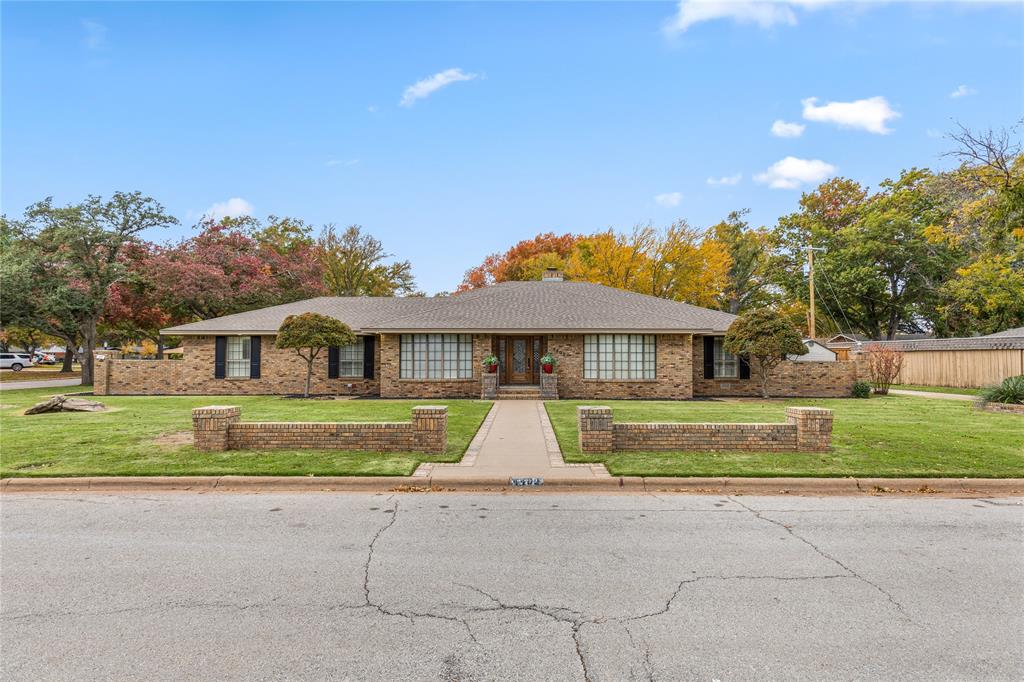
[864,343,904,395]
[724,308,807,398]
[276,313,355,397]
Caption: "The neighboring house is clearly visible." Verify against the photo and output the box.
[791,339,837,362]
[94,270,858,399]
[850,327,1024,388]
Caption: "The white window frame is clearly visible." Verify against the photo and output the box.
[713,337,739,379]
[399,334,473,380]
[226,336,251,378]
[337,338,365,378]
[583,334,656,380]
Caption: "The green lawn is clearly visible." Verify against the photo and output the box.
[545,396,1024,478]
[0,387,492,477]
[892,384,983,396]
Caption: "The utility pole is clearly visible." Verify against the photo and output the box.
[808,246,816,339]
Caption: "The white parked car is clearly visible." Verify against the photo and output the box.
[0,352,35,371]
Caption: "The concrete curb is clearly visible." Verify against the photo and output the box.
[2,475,1022,496]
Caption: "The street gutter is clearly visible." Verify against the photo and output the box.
[2,475,1022,497]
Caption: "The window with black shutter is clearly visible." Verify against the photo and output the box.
[702,336,715,379]
[362,335,375,379]
[328,346,340,379]
[249,336,261,379]
[214,336,227,378]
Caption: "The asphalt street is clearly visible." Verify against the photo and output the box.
[2,492,1022,681]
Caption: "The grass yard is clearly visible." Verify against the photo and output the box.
[891,384,983,396]
[545,396,1024,478]
[0,387,492,477]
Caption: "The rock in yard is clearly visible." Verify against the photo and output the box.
[25,395,107,415]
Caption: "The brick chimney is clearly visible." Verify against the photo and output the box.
[542,267,564,282]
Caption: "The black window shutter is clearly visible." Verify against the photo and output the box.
[703,336,715,379]
[362,336,375,379]
[739,355,751,379]
[249,336,261,379]
[214,336,227,378]
[328,346,339,379]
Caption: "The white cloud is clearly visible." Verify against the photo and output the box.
[400,68,479,107]
[367,105,379,113]
[327,158,359,167]
[706,174,742,186]
[771,119,806,138]
[755,156,836,190]
[662,0,843,35]
[204,197,254,220]
[81,19,107,50]
[801,96,900,134]
[949,84,976,99]
[654,192,683,207]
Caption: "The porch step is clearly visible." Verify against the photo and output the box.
[496,385,542,400]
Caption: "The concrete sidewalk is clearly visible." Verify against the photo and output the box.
[889,388,976,401]
[0,377,82,391]
[420,401,609,480]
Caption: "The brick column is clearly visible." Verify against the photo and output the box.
[480,373,497,399]
[786,407,834,452]
[412,406,448,453]
[540,373,558,399]
[578,406,613,453]
[93,356,111,395]
[192,406,241,452]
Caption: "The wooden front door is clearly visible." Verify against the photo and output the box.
[495,336,544,384]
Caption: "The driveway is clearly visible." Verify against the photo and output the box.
[2,492,1021,680]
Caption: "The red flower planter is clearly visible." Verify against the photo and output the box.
[486,364,498,373]
[542,363,554,374]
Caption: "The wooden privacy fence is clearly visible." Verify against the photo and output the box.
[894,350,1024,389]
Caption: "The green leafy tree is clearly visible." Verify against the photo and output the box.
[708,209,775,314]
[724,308,807,398]
[19,192,178,384]
[275,313,356,397]
[318,224,416,296]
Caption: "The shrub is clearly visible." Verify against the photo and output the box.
[276,313,355,397]
[852,381,872,399]
[979,375,1024,405]
[865,344,905,395]
[724,308,807,398]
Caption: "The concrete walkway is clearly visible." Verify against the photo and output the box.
[889,388,976,401]
[420,401,609,480]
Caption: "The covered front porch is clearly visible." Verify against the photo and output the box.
[482,334,558,400]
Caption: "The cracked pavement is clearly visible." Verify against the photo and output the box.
[2,492,1022,680]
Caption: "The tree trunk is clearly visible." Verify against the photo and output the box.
[81,318,97,386]
[305,361,313,398]
[759,366,771,399]
[156,336,164,360]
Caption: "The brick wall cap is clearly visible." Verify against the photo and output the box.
[785,406,833,416]
[577,405,612,413]
[412,405,448,413]
[192,406,241,416]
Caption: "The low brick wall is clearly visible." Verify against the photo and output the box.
[192,405,447,453]
[577,406,833,453]
[975,402,1024,416]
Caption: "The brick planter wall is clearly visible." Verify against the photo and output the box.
[577,405,833,453]
[95,336,380,396]
[540,373,558,399]
[691,336,861,398]
[191,405,447,453]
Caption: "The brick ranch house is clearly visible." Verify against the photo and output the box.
[94,271,858,399]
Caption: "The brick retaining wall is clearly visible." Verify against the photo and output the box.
[192,405,447,453]
[578,406,833,453]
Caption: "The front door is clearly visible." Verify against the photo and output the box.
[495,336,544,385]
[506,336,534,384]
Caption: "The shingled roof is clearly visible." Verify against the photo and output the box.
[161,280,737,335]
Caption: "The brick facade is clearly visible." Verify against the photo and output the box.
[691,336,859,398]
[547,334,693,400]
[192,405,447,453]
[97,331,855,401]
[577,405,833,453]
[378,333,491,399]
[96,335,379,396]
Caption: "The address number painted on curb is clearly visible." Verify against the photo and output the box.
[510,477,544,487]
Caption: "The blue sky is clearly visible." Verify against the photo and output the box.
[3,1,1022,293]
